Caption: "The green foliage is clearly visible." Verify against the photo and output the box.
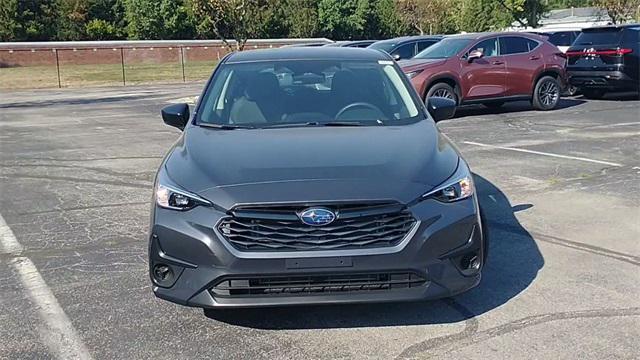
[56,0,89,40]
[85,18,119,39]
[125,0,194,40]
[0,0,605,42]
[0,0,20,41]
[283,0,319,38]
[374,0,409,38]
[318,0,377,39]
[10,0,59,41]
[455,0,513,32]
[87,0,127,39]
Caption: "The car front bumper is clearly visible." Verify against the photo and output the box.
[148,196,484,308]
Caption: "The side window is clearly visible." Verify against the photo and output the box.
[469,38,498,57]
[417,40,436,53]
[392,43,416,60]
[548,32,572,47]
[527,39,540,51]
[499,36,531,55]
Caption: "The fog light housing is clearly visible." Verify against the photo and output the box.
[153,264,174,286]
[459,252,481,275]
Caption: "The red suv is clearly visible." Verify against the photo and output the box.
[400,32,567,111]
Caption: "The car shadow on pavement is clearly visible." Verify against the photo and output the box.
[205,175,544,329]
[453,98,585,118]
[581,91,639,101]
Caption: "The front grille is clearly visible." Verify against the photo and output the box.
[217,203,417,251]
[211,272,427,297]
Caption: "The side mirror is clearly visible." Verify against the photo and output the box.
[467,49,483,62]
[393,53,401,61]
[427,97,457,122]
[161,103,189,130]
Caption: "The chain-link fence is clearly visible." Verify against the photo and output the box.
[0,39,331,90]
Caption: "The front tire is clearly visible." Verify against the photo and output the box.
[426,82,458,104]
[532,76,560,110]
[582,89,606,99]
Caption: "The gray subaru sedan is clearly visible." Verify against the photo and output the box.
[149,47,486,309]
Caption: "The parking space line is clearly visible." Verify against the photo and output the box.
[463,141,624,167]
[0,214,93,360]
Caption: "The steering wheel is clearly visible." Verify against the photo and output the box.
[335,102,385,120]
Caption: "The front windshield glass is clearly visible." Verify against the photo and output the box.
[414,38,472,59]
[197,60,421,127]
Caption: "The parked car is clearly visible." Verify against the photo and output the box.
[368,36,443,60]
[151,47,486,310]
[324,40,377,48]
[566,24,640,99]
[531,27,581,95]
[400,32,567,110]
[531,28,581,53]
[280,42,332,48]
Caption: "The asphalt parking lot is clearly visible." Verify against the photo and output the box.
[0,84,638,360]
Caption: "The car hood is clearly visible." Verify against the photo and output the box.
[399,58,447,72]
[164,121,459,209]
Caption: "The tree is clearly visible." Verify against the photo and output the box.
[125,0,194,40]
[317,0,376,39]
[592,0,640,23]
[56,0,89,40]
[86,0,127,39]
[396,0,455,35]
[11,0,59,41]
[190,0,266,50]
[495,0,546,28]
[0,0,19,41]
[374,0,409,38]
[282,0,319,38]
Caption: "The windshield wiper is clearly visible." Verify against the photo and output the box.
[263,121,366,129]
[198,123,256,130]
[321,121,364,126]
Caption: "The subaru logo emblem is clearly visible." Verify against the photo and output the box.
[299,208,336,226]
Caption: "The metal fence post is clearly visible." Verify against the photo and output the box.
[54,49,61,88]
[120,48,126,86]
[180,46,186,82]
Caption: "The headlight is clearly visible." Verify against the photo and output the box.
[405,70,423,79]
[155,183,211,211]
[422,161,474,203]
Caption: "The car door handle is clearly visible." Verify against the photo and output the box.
[529,55,540,60]
[491,60,504,65]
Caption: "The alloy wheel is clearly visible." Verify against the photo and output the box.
[431,88,455,100]
[538,80,559,107]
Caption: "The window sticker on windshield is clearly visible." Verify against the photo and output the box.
[378,60,394,65]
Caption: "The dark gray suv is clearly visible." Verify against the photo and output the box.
[149,47,486,309]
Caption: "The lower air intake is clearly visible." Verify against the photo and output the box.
[211,272,427,297]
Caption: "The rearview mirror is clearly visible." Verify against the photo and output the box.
[467,49,483,62]
[427,97,456,122]
[161,103,189,130]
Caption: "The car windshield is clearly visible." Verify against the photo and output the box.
[196,59,422,128]
[414,38,472,59]
[368,42,396,53]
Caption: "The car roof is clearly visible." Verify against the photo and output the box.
[373,35,444,45]
[444,31,545,41]
[583,23,640,31]
[225,47,392,63]
[323,40,377,47]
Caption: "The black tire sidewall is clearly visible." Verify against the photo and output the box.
[532,76,560,110]
[426,83,458,104]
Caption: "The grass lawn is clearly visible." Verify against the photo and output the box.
[0,60,218,89]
